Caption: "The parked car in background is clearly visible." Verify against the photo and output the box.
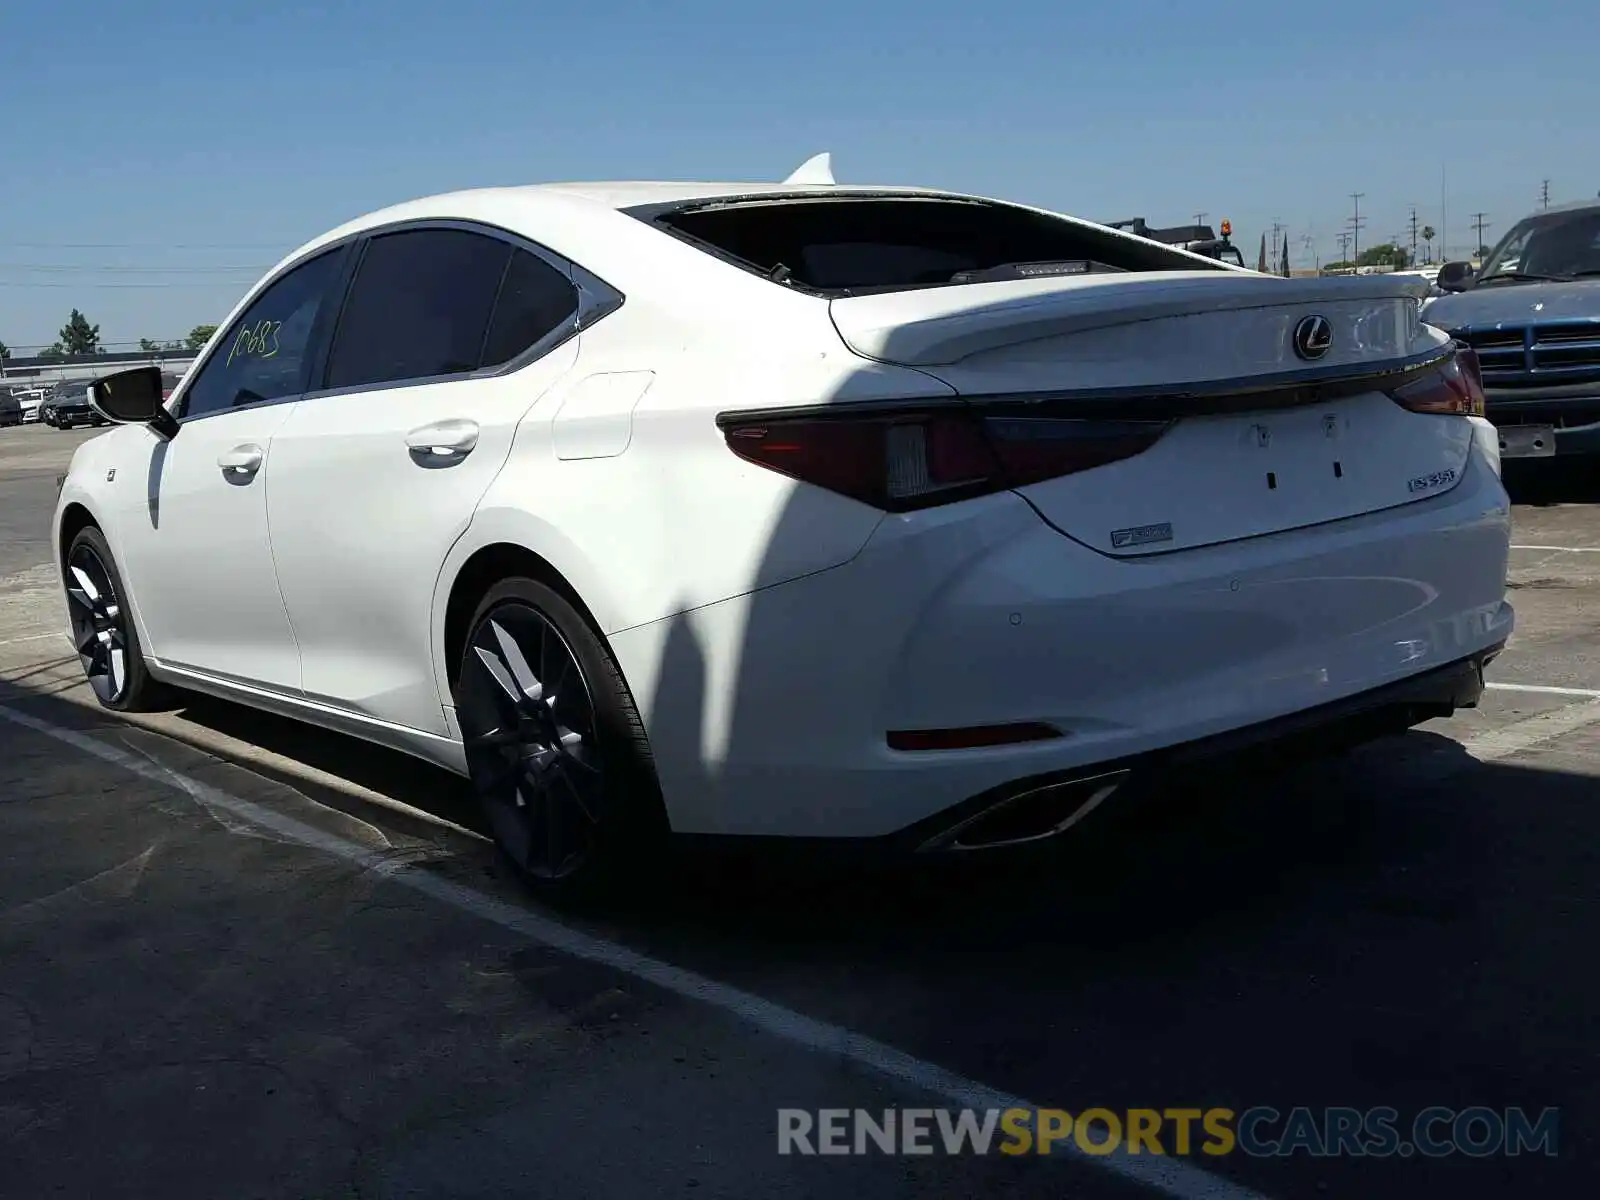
[1423,199,1600,460]
[13,388,49,423]
[50,384,108,430]
[0,390,19,427]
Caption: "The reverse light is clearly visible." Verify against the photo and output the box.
[719,404,1171,512]
[1389,348,1487,417]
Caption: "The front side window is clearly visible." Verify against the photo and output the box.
[181,249,344,420]
[325,229,513,390]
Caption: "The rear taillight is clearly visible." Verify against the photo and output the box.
[719,404,1170,512]
[1389,348,1487,417]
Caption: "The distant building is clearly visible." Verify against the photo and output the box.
[0,349,197,387]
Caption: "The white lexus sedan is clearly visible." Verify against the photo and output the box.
[56,158,1514,899]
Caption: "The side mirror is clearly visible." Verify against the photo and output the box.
[1436,261,1476,293]
[90,366,180,440]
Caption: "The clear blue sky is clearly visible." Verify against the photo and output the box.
[2,0,1595,351]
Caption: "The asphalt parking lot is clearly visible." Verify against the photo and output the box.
[2,423,1598,1200]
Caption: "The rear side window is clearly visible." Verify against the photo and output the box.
[481,250,579,368]
[638,197,1219,295]
[326,229,512,390]
[181,249,343,419]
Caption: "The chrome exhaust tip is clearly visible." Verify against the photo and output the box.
[917,769,1130,853]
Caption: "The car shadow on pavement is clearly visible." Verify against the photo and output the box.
[149,689,487,840]
[2,668,1596,1198]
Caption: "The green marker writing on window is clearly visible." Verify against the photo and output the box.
[226,318,283,366]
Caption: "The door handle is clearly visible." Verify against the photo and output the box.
[217,444,265,477]
[405,419,479,462]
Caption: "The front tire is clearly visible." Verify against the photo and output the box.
[64,526,167,712]
[453,577,668,904]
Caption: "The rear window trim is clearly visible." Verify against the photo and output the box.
[624,193,1220,297]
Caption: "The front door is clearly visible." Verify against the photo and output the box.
[112,246,349,691]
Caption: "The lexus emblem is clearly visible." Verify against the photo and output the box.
[1292,314,1333,361]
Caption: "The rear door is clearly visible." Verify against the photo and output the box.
[265,225,586,736]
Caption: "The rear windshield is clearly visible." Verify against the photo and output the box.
[628,195,1223,296]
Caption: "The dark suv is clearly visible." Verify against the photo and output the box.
[1423,200,1600,460]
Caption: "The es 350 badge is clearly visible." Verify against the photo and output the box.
[1407,468,1458,494]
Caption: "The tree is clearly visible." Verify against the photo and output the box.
[1420,225,1436,263]
[1356,242,1409,270]
[38,343,65,360]
[185,324,219,351]
[0,341,9,361]
[59,309,100,356]
[139,337,182,353]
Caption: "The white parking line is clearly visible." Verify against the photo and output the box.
[1457,698,1600,763]
[0,701,1272,1200]
[1486,681,1600,699]
[0,631,67,649]
[1510,544,1600,553]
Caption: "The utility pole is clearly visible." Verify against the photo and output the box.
[1194,212,1208,229]
[1408,207,1420,266]
[1301,233,1318,271]
[1540,179,1551,209]
[1471,212,1490,259]
[1336,230,1352,263]
[1349,193,1366,264]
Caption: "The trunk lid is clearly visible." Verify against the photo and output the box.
[830,272,1474,557]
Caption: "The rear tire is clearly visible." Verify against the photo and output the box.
[64,526,169,712]
[453,576,668,905]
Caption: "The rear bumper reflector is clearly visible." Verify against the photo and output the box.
[886,722,1062,752]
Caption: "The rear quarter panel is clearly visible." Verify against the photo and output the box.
[430,303,954,703]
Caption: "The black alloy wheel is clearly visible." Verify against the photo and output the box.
[63,526,166,712]
[65,538,131,705]
[455,577,666,901]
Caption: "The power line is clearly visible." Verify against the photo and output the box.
[0,280,247,289]
[1540,179,1551,209]
[0,263,266,274]
[0,241,285,250]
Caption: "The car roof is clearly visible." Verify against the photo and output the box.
[298,179,979,254]
[233,169,1236,345]
[1516,199,1600,219]
[251,178,1101,327]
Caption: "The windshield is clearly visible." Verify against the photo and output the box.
[1476,208,1600,282]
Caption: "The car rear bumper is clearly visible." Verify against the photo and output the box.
[889,644,1496,853]
[612,444,1514,839]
